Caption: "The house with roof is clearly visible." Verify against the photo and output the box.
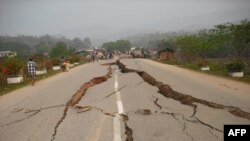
[159,48,175,60]
[0,51,16,58]
[130,47,143,58]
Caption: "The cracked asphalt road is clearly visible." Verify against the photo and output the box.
[0,59,250,141]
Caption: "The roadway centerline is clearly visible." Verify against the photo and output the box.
[113,67,124,141]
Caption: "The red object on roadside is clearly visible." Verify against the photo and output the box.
[3,67,10,76]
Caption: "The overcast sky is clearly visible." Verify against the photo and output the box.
[0,0,250,39]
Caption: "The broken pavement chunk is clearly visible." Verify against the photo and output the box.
[135,109,152,115]
[76,106,92,113]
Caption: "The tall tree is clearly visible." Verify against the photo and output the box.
[34,43,51,54]
[102,40,131,52]
[230,20,250,58]
[50,42,72,58]
[83,37,92,48]
[0,42,31,57]
[72,37,83,49]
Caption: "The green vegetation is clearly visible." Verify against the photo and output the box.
[150,19,250,83]
[0,69,60,96]
[50,42,75,58]
[34,43,51,54]
[0,37,88,95]
[128,20,250,61]
[160,58,250,83]
[102,40,131,52]
[0,33,90,96]
[0,35,92,57]
[50,58,61,66]
[1,57,24,76]
[0,59,87,96]
[0,42,31,56]
[70,55,81,63]
[226,61,245,73]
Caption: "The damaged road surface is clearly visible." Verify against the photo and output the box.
[116,59,250,141]
[1,59,250,141]
[0,62,117,141]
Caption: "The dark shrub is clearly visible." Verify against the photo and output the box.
[50,58,61,66]
[226,61,245,72]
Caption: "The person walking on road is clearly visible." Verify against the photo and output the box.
[27,58,37,86]
[64,59,70,72]
[91,52,95,63]
[61,56,65,72]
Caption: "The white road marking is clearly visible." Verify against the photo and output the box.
[117,101,124,114]
[115,81,118,89]
[115,71,124,114]
[114,67,119,90]
[114,114,122,141]
[113,69,124,141]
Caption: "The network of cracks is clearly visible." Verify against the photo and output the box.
[2,60,250,141]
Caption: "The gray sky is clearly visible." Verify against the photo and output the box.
[1,0,250,40]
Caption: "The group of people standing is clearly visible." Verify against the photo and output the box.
[86,50,98,63]
[86,50,114,63]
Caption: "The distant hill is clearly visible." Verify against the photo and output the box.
[58,7,250,46]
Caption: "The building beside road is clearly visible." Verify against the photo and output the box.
[131,47,143,58]
[159,48,174,60]
[0,51,16,58]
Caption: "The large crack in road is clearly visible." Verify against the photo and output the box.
[116,60,250,140]
[50,64,134,141]
[121,114,134,141]
[50,66,112,141]
[5,60,246,140]
[153,95,222,138]
[116,60,250,121]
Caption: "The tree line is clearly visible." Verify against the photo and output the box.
[102,40,131,52]
[174,20,250,63]
[127,19,250,63]
[0,35,92,58]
